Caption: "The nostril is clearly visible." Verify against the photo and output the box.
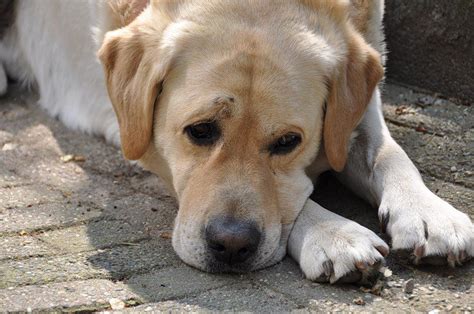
[209,242,226,252]
[238,247,249,255]
[237,247,250,259]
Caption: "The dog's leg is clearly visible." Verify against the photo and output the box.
[288,198,389,284]
[337,88,473,266]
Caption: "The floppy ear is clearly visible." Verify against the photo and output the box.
[324,32,384,172]
[98,4,175,160]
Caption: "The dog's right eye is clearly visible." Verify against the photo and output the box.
[185,122,220,146]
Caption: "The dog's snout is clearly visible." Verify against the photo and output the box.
[206,217,261,265]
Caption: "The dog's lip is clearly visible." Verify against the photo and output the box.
[202,234,286,273]
[252,243,287,270]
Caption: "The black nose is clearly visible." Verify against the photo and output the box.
[205,217,261,265]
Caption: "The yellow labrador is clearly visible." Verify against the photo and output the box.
[1,0,472,284]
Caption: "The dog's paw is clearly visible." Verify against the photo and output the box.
[288,199,389,285]
[298,222,388,285]
[380,190,473,267]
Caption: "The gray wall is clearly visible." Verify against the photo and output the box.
[384,1,474,102]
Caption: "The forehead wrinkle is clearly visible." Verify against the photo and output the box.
[178,96,235,129]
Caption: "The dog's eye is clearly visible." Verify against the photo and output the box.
[185,122,220,145]
[269,133,302,155]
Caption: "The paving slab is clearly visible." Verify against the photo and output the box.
[103,194,177,238]
[125,266,241,302]
[0,203,102,234]
[0,279,141,312]
[382,84,473,188]
[38,219,150,253]
[121,283,298,313]
[0,184,65,209]
[0,239,179,289]
[382,84,473,135]
[0,235,56,260]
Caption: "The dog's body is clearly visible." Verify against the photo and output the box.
[1,0,472,283]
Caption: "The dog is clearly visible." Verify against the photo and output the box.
[1,0,472,284]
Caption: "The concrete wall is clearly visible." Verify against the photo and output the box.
[384,1,474,102]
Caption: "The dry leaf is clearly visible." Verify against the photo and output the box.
[160,231,172,239]
[60,154,86,163]
[415,123,428,133]
[73,155,86,162]
[395,105,408,115]
[353,297,365,305]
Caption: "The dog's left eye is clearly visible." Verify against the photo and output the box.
[269,133,302,155]
[185,122,220,146]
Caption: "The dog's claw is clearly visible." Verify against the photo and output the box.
[376,245,389,257]
[447,252,457,268]
[323,260,333,277]
[355,261,367,271]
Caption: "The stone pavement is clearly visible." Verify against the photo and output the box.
[0,83,472,312]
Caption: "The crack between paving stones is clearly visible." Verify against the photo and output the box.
[385,117,445,137]
[253,279,309,307]
[0,215,107,238]
[11,297,144,313]
[0,260,172,289]
[0,235,155,262]
[131,280,244,305]
[422,171,473,190]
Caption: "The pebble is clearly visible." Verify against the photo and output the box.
[387,281,402,288]
[446,305,454,311]
[434,99,445,106]
[404,279,415,294]
[353,298,365,306]
[384,268,393,277]
[2,143,17,151]
[450,166,457,172]
[108,298,125,310]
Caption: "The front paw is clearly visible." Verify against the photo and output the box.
[380,191,473,266]
[291,220,389,285]
[289,199,389,285]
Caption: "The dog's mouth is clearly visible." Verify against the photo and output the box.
[203,243,286,273]
[204,258,259,273]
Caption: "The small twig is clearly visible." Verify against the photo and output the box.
[384,117,443,137]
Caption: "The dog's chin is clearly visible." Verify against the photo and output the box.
[191,244,288,274]
[173,223,290,274]
[203,260,257,273]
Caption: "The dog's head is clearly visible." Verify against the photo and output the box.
[98,0,383,272]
